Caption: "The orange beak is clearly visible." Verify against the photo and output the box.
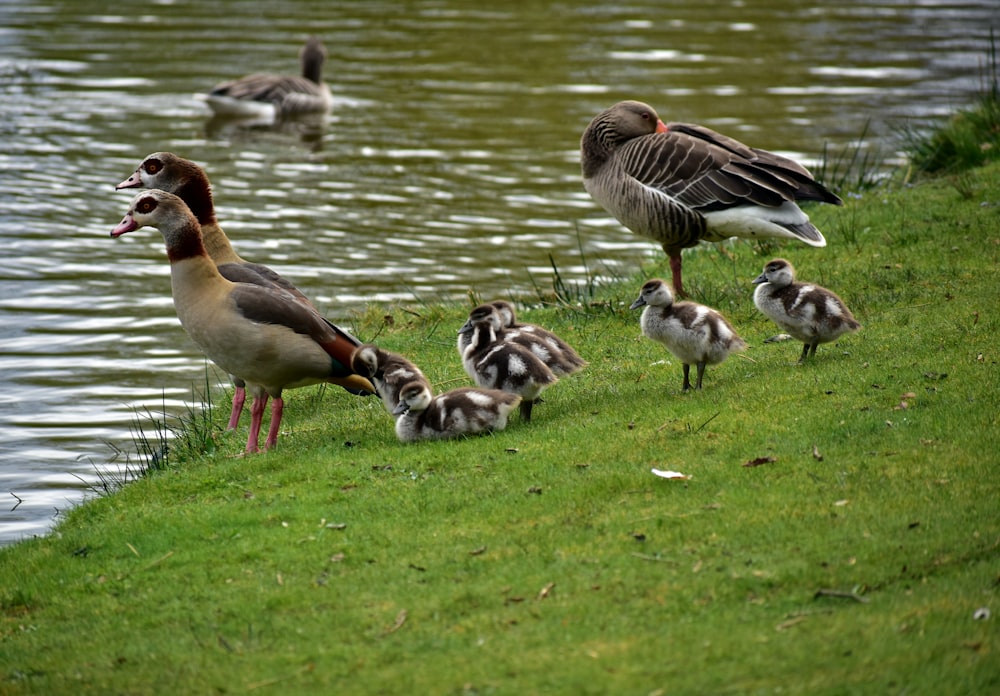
[655,120,669,133]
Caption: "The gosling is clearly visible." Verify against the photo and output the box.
[392,381,521,442]
[752,258,860,363]
[458,311,557,422]
[630,279,746,391]
[350,344,431,415]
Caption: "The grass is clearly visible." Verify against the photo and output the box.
[2,163,1000,693]
[899,30,1000,175]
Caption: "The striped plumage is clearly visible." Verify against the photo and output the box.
[457,303,586,377]
[630,278,746,391]
[115,151,367,429]
[392,381,521,442]
[350,344,431,416]
[458,310,557,423]
[581,100,841,297]
[110,190,374,453]
[205,37,333,118]
[752,258,860,363]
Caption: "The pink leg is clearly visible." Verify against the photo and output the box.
[669,254,687,298]
[227,386,246,431]
[264,397,284,451]
[246,394,269,454]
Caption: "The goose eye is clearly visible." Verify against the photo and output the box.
[137,198,157,214]
[144,160,162,174]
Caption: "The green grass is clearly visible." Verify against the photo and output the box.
[899,32,1000,176]
[2,162,999,695]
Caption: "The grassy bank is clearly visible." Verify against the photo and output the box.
[2,159,999,694]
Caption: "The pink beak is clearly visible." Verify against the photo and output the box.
[115,173,141,190]
[655,119,669,133]
[111,213,138,238]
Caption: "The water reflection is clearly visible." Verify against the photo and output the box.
[0,0,993,544]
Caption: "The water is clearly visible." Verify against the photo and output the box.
[0,0,992,545]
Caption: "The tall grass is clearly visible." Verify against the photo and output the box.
[899,30,1000,174]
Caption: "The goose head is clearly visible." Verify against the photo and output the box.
[629,279,674,310]
[111,189,194,245]
[458,304,503,336]
[753,258,796,287]
[392,381,433,416]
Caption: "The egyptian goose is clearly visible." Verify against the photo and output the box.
[752,258,860,363]
[581,100,842,297]
[458,311,557,422]
[630,279,746,391]
[392,381,521,443]
[204,36,333,118]
[116,151,366,430]
[349,344,431,416]
[110,189,375,453]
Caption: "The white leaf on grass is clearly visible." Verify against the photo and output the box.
[651,468,689,480]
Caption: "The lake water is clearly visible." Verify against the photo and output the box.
[0,0,992,545]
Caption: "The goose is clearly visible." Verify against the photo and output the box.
[581,100,842,297]
[458,311,557,422]
[489,300,587,376]
[391,381,521,443]
[349,344,431,416]
[630,278,746,391]
[110,190,375,453]
[115,151,366,429]
[457,303,586,378]
[204,37,333,118]
[752,258,860,363]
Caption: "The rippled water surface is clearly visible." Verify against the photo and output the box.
[0,0,992,544]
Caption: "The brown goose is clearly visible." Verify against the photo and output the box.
[752,258,860,363]
[581,100,842,297]
[205,36,333,118]
[116,152,367,430]
[110,190,375,453]
[630,279,746,391]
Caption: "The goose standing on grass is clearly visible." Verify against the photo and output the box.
[630,279,746,391]
[350,344,431,416]
[489,300,587,376]
[116,151,367,430]
[458,311,557,423]
[752,258,860,363]
[204,36,333,118]
[392,381,521,442]
[581,100,842,297]
[110,190,375,453]
[458,303,586,378]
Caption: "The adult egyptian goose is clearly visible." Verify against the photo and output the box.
[581,100,842,297]
[752,258,860,363]
[391,381,521,443]
[458,311,557,422]
[349,344,431,416]
[115,151,365,429]
[630,278,746,391]
[457,303,586,378]
[204,36,333,118]
[110,190,375,453]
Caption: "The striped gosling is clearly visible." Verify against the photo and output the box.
[630,278,746,391]
[392,381,521,442]
[350,344,431,415]
[458,311,557,422]
[752,258,860,363]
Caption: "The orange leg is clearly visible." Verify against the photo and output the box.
[264,397,284,451]
[246,393,269,453]
[227,385,246,431]
[669,253,687,298]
